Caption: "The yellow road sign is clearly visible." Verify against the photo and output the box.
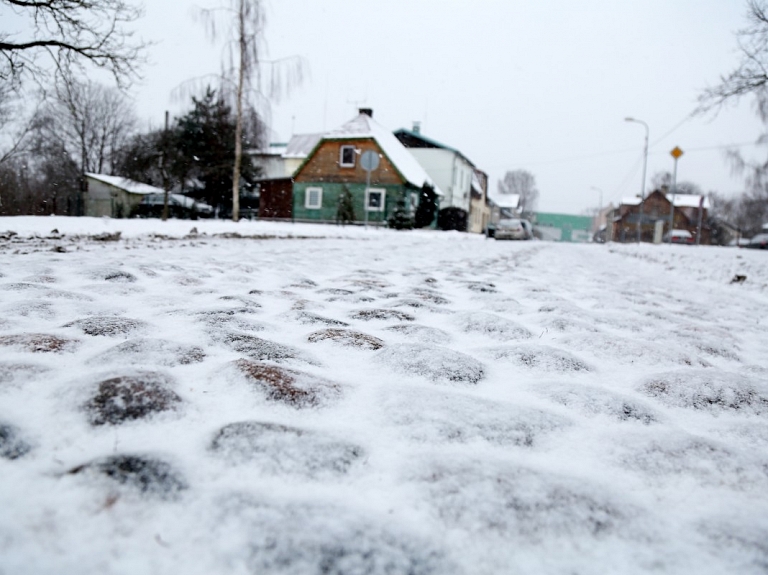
[670,146,683,159]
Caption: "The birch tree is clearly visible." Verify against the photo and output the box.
[196,0,305,221]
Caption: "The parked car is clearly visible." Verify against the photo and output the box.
[494,218,533,240]
[744,233,768,249]
[662,229,694,245]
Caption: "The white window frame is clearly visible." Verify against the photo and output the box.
[339,145,356,168]
[365,188,386,212]
[305,186,323,209]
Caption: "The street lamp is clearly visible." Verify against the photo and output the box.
[625,117,649,243]
[591,186,603,237]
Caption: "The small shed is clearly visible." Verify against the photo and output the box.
[84,173,160,218]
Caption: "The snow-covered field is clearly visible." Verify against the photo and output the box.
[1,216,767,575]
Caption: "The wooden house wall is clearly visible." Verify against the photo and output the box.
[293,139,404,186]
[258,178,293,219]
[292,182,409,224]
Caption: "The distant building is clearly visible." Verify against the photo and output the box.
[531,212,594,242]
[611,190,710,243]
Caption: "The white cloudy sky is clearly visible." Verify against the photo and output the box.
[17,0,768,213]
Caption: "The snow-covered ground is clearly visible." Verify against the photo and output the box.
[1,216,767,575]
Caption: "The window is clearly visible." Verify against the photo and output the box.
[305,187,322,209]
[366,188,385,212]
[339,145,356,167]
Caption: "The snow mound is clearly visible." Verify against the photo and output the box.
[615,432,768,489]
[210,421,364,477]
[307,328,385,350]
[216,332,318,366]
[0,333,80,353]
[410,288,451,306]
[0,423,31,459]
[232,359,342,408]
[481,344,593,373]
[63,315,148,337]
[350,309,415,322]
[561,333,708,366]
[67,454,187,499]
[289,311,350,327]
[456,311,532,341]
[0,362,50,387]
[83,371,182,426]
[384,324,452,344]
[88,338,205,367]
[382,387,569,446]
[412,460,633,541]
[85,267,138,283]
[213,496,458,575]
[376,344,485,385]
[535,382,659,424]
[638,369,768,415]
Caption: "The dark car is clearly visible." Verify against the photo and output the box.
[744,233,768,249]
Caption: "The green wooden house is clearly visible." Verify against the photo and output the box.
[292,109,442,226]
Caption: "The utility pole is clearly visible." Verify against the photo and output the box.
[625,118,649,243]
[162,110,170,221]
[668,147,683,243]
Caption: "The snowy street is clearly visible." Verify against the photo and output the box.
[1,217,767,574]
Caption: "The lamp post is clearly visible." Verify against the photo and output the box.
[591,186,603,237]
[625,117,649,243]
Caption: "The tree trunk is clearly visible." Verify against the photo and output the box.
[231,0,246,223]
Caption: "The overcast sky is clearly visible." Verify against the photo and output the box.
[132,1,762,212]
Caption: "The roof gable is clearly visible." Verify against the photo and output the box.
[85,173,162,196]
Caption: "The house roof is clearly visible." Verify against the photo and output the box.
[620,196,642,206]
[85,173,161,196]
[666,193,711,209]
[283,133,324,159]
[323,113,443,195]
[140,193,213,213]
[488,192,520,209]
[393,128,476,168]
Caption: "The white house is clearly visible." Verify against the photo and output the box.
[394,124,481,231]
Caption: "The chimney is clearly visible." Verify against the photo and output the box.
[412,121,421,134]
[359,108,373,118]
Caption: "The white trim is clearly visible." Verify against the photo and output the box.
[339,145,356,168]
[365,188,386,212]
[305,186,323,209]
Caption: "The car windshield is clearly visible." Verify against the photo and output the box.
[498,219,522,228]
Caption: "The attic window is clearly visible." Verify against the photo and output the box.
[339,145,356,167]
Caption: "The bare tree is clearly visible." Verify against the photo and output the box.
[195,0,306,221]
[40,76,137,175]
[0,85,38,165]
[498,169,539,215]
[698,0,768,116]
[0,0,147,90]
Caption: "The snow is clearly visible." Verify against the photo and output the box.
[1,216,768,574]
[488,191,521,209]
[85,173,163,196]
[666,193,711,209]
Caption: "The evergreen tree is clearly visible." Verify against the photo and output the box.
[414,185,438,228]
[336,185,356,225]
[388,192,414,230]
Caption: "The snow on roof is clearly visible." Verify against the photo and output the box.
[85,173,162,196]
[141,193,213,213]
[666,193,711,209]
[324,114,444,196]
[470,172,484,195]
[488,192,520,209]
[283,133,324,159]
[621,196,642,206]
